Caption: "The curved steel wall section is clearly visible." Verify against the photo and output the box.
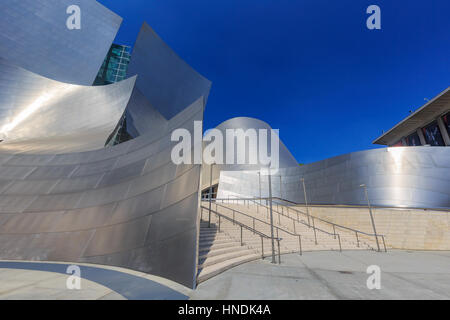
[0,97,205,288]
[0,0,122,86]
[217,147,450,209]
[0,58,136,153]
[201,117,298,190]
[126,23,212,124]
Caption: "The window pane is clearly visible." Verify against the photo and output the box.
[443,112,450,137]
[406,132,421,146]
[422,121,445,146]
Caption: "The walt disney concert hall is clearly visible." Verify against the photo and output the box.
[0,0,448,288]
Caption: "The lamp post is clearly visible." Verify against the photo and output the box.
[279,175,282,199]
[257,171,262,212]
[360,184,380,252]
[208,163,215,228]
[267,168,276,264]
[301,178,310,226]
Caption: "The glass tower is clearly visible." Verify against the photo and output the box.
[94,44,131,85]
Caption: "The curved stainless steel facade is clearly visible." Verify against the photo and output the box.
[217,146,450,209]
[0,58,136,153]
[0,0,122,85]
[126,23,212,124]
[201,117,298,190]
[0,3,210,288]
[0,98,204,288]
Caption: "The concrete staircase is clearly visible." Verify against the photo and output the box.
[197,220,260,283]
[197,200,381,284]
[218,202,380,251]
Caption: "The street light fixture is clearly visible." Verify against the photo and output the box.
[208,163,216,228]
[360,184,381,252]
[266,168,276,264]
[301,178,310,226]
[256,170,262,208]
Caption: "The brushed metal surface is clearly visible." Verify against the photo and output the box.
[0,58,137,153]
[0,98,204,288]
[0,0,122,85]
[201,117,298,190]
[217,146,450,209]
[126,23,211,123]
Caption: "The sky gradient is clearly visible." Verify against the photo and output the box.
[98,0,450,164]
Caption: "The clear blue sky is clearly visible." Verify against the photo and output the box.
[98,0,450,164]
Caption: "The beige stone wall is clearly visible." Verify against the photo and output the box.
[293,206,450,251]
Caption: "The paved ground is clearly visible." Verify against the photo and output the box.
[1,251,449,299]
[190,250,450,300]
[0,261,190,300]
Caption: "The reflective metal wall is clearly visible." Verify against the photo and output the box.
[0,98,204,288]
[217,147,450,209]
[0,0,122,85]
[201,117,298,190]
[126,23,212,123]
[0,2,209,287]
[0,58,136,153]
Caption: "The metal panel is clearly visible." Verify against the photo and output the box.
[0,58,137,153]
[0,0,122,85]
[127,23,211,121]
[0,12,206,288]
[0,97,204,288]
[217,147,450,209]
[201,117,298,190]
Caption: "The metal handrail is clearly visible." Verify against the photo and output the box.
[270,196,388,244]
[213,202,304,255]
[266,196,385,251]
[213,197,339,238]
[208,196,386,252]
[200,205,283,263]
[202,192,387,252]
[205,198,342,252]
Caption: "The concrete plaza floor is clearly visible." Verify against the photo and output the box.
[0,250,449,299]
[0,261,190,300]
[191,250,450,300]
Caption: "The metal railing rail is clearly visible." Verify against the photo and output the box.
[200,205,283,263]
[213,197,341,245]
[212,202,304,255]
[269,196,387,252]
[208,196,386,252]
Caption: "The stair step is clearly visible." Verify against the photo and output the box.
[197,253,261,284]
[199,245,248,258]
[199,241,238,251]
[199,249,257,268]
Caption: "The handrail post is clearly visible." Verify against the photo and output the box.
[218,215,221,232]
[253,218,256,234]
[298,235,302,255]
[240,226,243,246]
[277,239,281,264]
[381,235,387,252]
[355,231,360,248]
[233,210,235,225]
[208,208,211,229]
[333,225,336,239]
[293,220,296,233]
[312,217,318,245]
[337,234,342,252]
[261,236,264,259]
